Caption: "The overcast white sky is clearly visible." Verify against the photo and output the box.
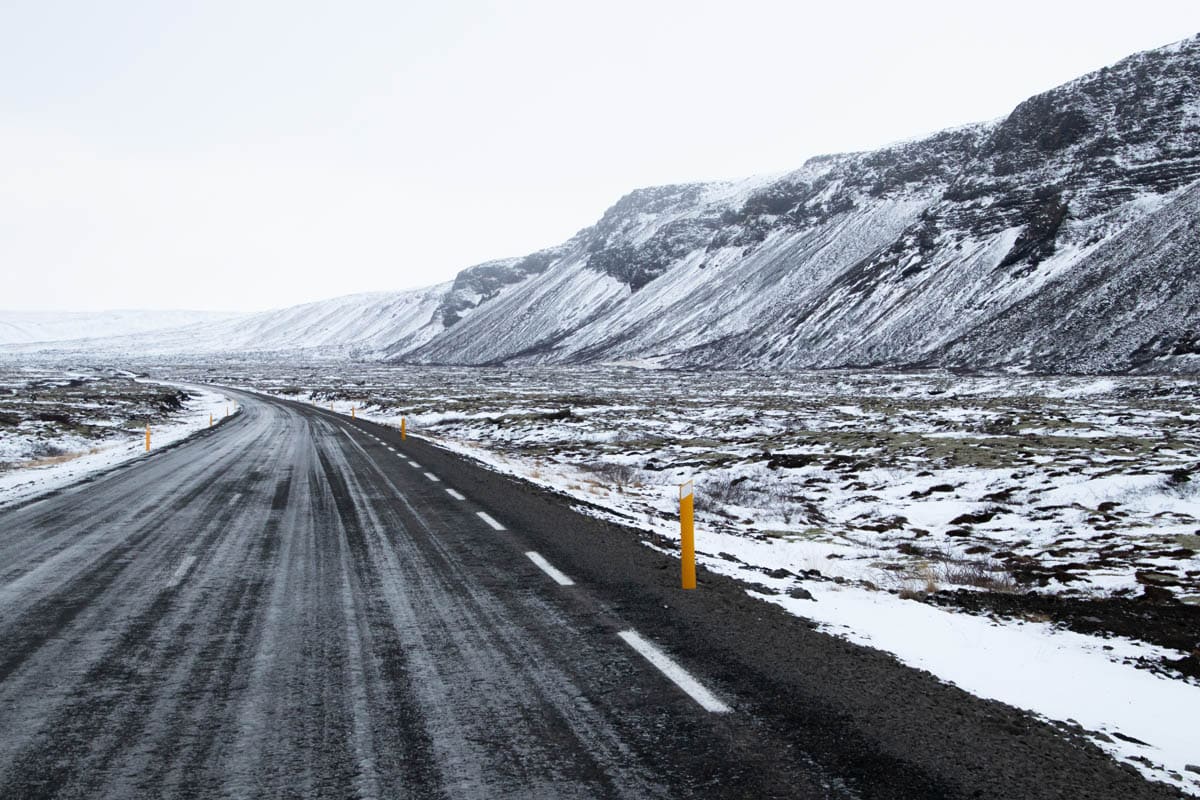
[2,1,1198,312]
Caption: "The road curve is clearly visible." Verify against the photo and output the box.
[0,390,1181,799]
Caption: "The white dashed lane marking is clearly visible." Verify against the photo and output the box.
[618,630,731,713]
[476,511,505,531]
[445,488,465,500]
[166,556,198,590]
[525,551,574,586]
[424,472,441,482]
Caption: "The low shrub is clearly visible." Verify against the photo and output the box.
[585,462,642,488]
[940,559,1017,592]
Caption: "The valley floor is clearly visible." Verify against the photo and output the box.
[222,363,1200,794]
[7,360,1199,793]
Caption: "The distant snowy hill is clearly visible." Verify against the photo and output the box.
[0,287,450,358]
[0,310,239,346]
[7,34,1200,373]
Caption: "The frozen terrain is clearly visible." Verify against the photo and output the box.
[3,383,1177,799]
[0,367,237,509]
[199,362,1200,793]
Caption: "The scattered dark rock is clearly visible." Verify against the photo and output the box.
[909,483,956,499]
[1136,570,1181,588]
[787,587,816,601]
[1110,731,1151,747]
[766,452,820,470]
[859,515,908,532]
[1157,548,1196,558]
[826,454,873,472]
[1138,584,1176,604]
[949,506,1006,525]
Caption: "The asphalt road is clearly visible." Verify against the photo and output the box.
[0,390,1183,799]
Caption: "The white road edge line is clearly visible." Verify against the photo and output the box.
[166,555,198,589]
[525,551,574,586]
[445,488,465,500]
[476,511,505,531]
[617,630,731,713]
[424,472,441,482]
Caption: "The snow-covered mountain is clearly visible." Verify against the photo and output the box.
[0,310,240,346]
[400,34,1200,373]
[0,287,452,358]
[7,34,1200,373]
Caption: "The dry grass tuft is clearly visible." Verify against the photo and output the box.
[584,462,642,489]
[24,451,85,468]
[940,559,1018,592]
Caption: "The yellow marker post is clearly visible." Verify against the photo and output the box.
[330,402,334,411]
[400,417,406,440]
[145,424,151,452]
[680,479,696,589]
[209,413,213,427]
[351,406,356,419]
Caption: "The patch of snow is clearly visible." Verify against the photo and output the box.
[756,586,1200,794]
[0,383,237,509]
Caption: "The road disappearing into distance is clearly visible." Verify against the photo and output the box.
[0,391,1180,799]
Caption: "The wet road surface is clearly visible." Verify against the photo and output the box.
[0,391,1182,798]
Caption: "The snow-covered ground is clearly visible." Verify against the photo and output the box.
[227,365,1199,794]
[0,369,237,509]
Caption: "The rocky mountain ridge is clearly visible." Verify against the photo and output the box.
[401,33,1200,373]
[6,34,1199,374]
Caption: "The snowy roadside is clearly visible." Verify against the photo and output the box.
[0,380,236,510]
[289,388,1200,796]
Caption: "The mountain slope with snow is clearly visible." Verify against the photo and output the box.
[937,180,1200,372]
[401,34,1200,372]
[0,287,450,359]
[0,310,240,346]
[6,34,1199,373]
